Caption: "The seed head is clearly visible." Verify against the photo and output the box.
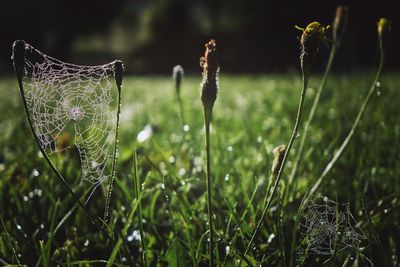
[271,145,286,177]
[296,22,329,80]
[377,18,391,56]
[200,39,219,124]
[332,5,349,43]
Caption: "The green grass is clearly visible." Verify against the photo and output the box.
[0,72,399,266]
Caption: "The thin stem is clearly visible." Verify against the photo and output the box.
[103,71,122,224]
[133,148,149,267]
[287,44,338,197]
[204,110,214,267]
[244,75,309,258]
[0,214,21,266]
[177,94,186,128]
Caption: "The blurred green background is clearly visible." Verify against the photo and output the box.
[0,0,398,74]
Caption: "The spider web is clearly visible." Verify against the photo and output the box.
[21,43,119,186]
[300,194,367,256]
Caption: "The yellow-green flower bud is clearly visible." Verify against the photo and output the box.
[377,18,391,57]
[296,22,329,81]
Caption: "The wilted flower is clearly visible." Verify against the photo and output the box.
[296,22,329,80]
[332,5,349,44]
[377,18,391,56]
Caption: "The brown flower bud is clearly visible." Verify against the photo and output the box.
[200,39,219,124]
[332,5,349,43]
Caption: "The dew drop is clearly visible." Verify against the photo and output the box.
[84,239,89,247]
[168,156,176,164]
[224,174,230,181]
[226,146,233,152]
[384,209,388,214]
[32,169,40,177]
[268,233,276,243]
[160,183,166,190]
[225,245,230,255]
[295,132,300,138]
[178,168,186,176]
[183,124,190,132]
[376,81,381,87]
[23,196,29,202]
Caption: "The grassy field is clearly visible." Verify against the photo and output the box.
[0,71,399,266]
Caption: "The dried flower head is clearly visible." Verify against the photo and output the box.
[332,5,349,43]
[271,145,286,177]
[377,18,391,56]
[296,22,329,80]
[200,39,219,124]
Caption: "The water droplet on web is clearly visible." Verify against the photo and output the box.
[16,224,22,230]
[84,239,89,246]
[226,145,233,152]
[295,132,300,138]
[377,90,381,96]
[376,81,381,87]
[23,196,29,202]
[160,183,166,190]
[384,209,388,214]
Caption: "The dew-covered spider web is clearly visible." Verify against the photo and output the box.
[17,42,121,201]
[299,194,367,256]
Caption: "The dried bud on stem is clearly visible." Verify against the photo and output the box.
[271,145,286,177]
[332,5,349,44]
[296,22,329,81]
[173,65,184,96]
[377,18,391,58]
[200,39,219,124]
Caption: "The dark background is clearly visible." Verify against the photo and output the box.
[0,0,398,74]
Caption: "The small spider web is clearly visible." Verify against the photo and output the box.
[299,194,367,256]
[20,42,120,188]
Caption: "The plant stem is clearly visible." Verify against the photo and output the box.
[244,75,309,259]
[204,108,214,267]
[177,94,186,128]
[133,148,149,267]
[103,60,123,224]
[286,44,338,201]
